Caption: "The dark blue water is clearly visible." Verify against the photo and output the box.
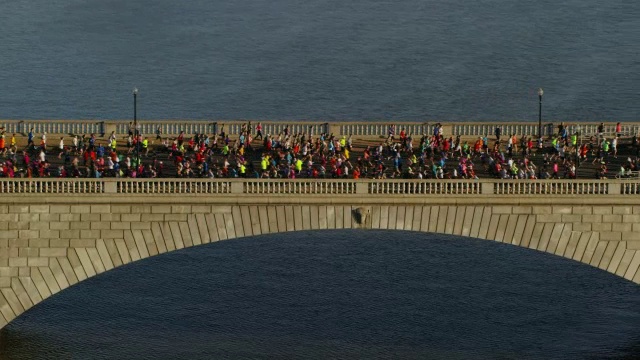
[1,230,639,359]
[1,0,639,121]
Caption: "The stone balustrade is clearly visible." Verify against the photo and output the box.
[2,119,639,138]
[243,180,358,195]
[0,178,638,196]
[367,179,482,195]
[0,179,106,194]
[492,180,613,195]
[116,179,233,194]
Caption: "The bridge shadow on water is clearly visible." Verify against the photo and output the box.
[1,229,640,359]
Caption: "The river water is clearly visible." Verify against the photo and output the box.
[0,0,639,121]
[1,230,639,359]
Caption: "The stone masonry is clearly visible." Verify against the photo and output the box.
[1,199,640,329]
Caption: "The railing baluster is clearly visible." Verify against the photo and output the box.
[0,179,635,197]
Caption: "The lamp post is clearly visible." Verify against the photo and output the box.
[133,87,139,167]
[576,124,582,166]
[537,88,544,140]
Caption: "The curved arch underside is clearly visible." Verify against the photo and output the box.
[1,203,640,328]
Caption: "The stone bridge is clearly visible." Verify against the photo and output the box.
[1,178,640,329]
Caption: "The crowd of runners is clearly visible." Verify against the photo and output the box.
[1,122,639,180]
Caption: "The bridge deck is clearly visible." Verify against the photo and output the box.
[2,121,639,180]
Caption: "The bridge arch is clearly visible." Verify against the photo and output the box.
[1,201,639,329]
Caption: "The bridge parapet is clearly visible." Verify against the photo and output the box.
[0,178,638,196]
[2,119,640,138]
